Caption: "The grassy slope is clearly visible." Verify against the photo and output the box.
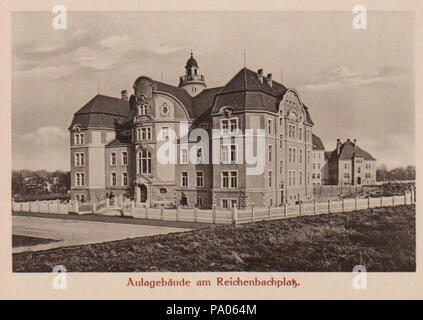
[13,205,415,272]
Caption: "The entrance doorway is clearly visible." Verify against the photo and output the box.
[139,184,147,203]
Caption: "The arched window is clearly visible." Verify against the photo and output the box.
[138,150,151,174]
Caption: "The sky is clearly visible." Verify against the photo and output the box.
[12,11,414,171]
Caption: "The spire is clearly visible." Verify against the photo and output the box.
[179,52,206,97]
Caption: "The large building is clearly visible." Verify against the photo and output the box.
[69,53,317,208]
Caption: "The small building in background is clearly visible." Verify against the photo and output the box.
[325,138,376,186]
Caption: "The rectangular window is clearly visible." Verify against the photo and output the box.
[317,173,320,179]
[110,152,116,166]
[230,145,237,163]
[280,135,283,148]
[74,133,85,145]
[293,171,296,186]
[222,171,229,188]
[196,171,204,187]
[222,199,229,209]
[307,150,310,164]
[141,127,152,140]
[268,145,272,162]
[357,167,361,173]
[221,118,238,134]
[231,199,237,208]
[221,145,229,164]
[122,172,128,186]
[289,148,292,163]
[280,160,283,175]
[312,173,316,179]
[75,173,85,186]
[111,173,117,186]
[288,171,292,186]
[230,119,237,132]
[122,152,128,166]
[181,172,188,187]
[268,119,272,134]
[299,127,302,140]
[74,153,80,166]
[268,171,272,187]
[299,171,302,185]
[299,149,302,163]
[181,149,188,164]
[293,148,296,163]
[230,171,238,188]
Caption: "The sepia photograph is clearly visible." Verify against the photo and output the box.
[9,8,415,275]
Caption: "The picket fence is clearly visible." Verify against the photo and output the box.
[12,191,415,225]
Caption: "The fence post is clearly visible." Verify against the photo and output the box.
[176,206,180,222]
[268,206,272,220]
[131,200,135,215]
[392,195,395,206]
[328,200,331,213]
[341,199,344,212]
[368,197,370,209]
[47,201,50,214]
[212,205,216,224]
[298,202,302,216]
[380,196,383,207]
[404,191,407,205]
[232,206,238,225]
[36,200,40,213]
[145,206,149,220]
[194,207,198,223]
[56,199,60,213]
[251,203,255,222]
[313,200,316,215]
[161,204,164,221]
[19,201,23,212]
[74,200,79,214]
[284,203,287,218]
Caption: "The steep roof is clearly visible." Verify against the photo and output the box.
[69,94,130,129]
[312,134,325,150]
[329,140,376,161]
[70,68,315,128]
[211,68,314,124]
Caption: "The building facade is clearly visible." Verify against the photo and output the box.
[325,139,376,186]
[69,54,316,208]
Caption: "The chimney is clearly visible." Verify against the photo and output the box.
[121,90,128,100]
[353,139,357,149]
[267,73,273,87]
[336,138,341,155]
[257,69,264,83]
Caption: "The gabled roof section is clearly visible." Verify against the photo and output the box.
[312,134,325,150]
[330,140,376,161]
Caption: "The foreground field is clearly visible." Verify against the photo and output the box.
[13,205,415,272]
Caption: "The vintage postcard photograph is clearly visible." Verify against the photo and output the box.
[1,0,422,300]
